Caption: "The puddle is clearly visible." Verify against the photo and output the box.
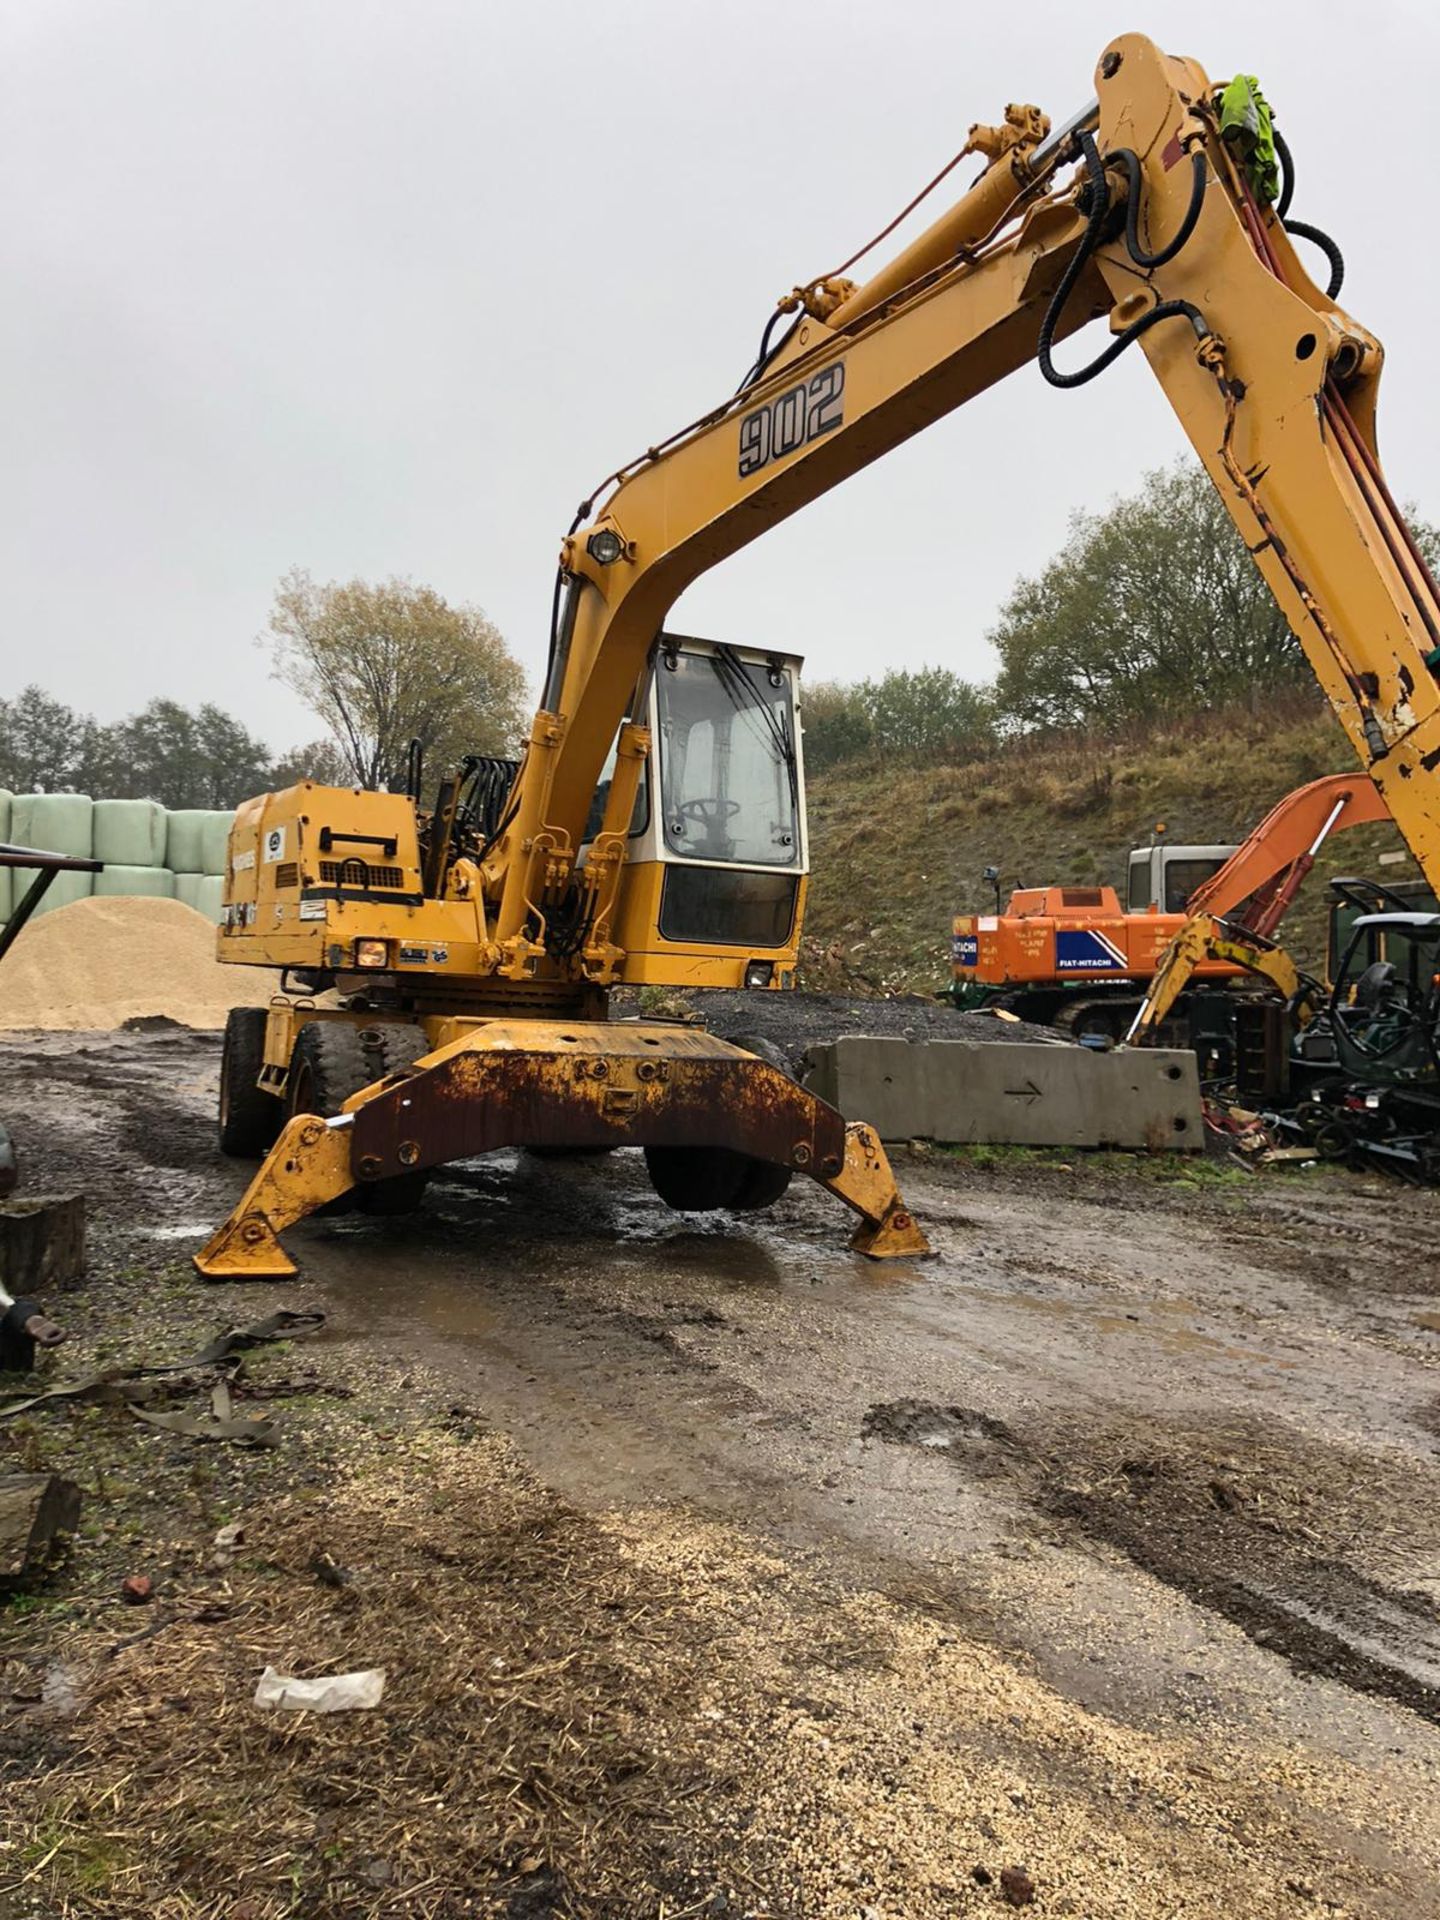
[1002,1288,1296,1367]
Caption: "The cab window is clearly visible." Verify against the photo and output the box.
[656,648,799,867]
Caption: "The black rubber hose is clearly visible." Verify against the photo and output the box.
[1274,126,1296,220]
[1271,125,1344,297]
[736,308,801,395]
[1039,131,1211,390]
[1115,146,1208,268]
[1285,218,1345,300]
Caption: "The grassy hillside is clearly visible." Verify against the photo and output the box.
[802,697,1417,994]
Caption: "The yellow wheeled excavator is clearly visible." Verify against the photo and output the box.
[197,32,1440,1279]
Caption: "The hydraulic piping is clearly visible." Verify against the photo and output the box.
[1113,145,1208,268]
[1038,131,1209,390]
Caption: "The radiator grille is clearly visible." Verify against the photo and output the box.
[320,859,406,889]
[274,862,300,889]
[1060,888,1106,908]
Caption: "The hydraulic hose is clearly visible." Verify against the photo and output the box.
[1038,131,1209,390]
[1274,126,1296,220]
[1284,218,1344,300]
[1114,145,1208,268]
[736,308,801,396]
[1271,127,1344,299]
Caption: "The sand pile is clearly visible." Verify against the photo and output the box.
[0,895,278,1031]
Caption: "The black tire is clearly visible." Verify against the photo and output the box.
[722,1032,795,1211]
[218,1007,282,1157]
[285,1021,367,1120]
[643,1031,795,1215]
[644,1144,752,1211]
[285,1021,432,1215]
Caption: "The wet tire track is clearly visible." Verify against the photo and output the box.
[867,1397,1440,1723]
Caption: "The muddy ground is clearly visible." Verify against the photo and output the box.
[3,1017,1440,1917]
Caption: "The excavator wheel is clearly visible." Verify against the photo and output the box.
[285,1021,432,1215]
[722,1033,796,1211]
[643,1144,755,1212]
[218,1007,283,1158]
[642,1032,794,1215]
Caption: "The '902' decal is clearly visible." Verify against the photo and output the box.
[738,362,845,478]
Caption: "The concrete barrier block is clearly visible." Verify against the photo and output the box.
[803,1038,1202,1152]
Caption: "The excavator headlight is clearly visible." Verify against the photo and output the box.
[354,938,390,970]
[744,960,774,989]
[586,528,625,566]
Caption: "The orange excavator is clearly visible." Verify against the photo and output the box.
[952,774,1392,1055]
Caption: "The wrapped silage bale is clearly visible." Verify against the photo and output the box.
[167,808,235,877]
[201,811,233,877]
[165,809,206,873]
[9,792,94,918]
[164,809,221,872]
[11,792,93,858]
[94,866,176,900]
[93,798,167,868]
[175,872,226,921]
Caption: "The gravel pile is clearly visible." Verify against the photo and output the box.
[662,988,1065,1072]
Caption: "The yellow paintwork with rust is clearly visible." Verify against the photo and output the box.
[200,31,1440,1278]
[194,1015,929,1277]
[221,785,801,993]
[225,787,490,977]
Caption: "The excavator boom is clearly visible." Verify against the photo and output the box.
[496,34,1440,968]
[1184,775,1393,938]
[1127,773,1394,1045]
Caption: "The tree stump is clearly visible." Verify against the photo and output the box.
[0,1195,85,1294]
[0,1474,82,1593]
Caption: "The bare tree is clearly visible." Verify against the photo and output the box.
[266,569,529,790]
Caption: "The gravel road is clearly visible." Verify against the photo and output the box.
[4,1014,1440,1917]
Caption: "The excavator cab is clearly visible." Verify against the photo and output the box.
[1327,913,1440,1087]
[1125,843,1237,913]
[603,635,806,980]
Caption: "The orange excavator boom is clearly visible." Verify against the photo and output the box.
[1183,773,1392,938]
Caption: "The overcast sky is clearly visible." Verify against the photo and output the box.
[4,1,1437,753]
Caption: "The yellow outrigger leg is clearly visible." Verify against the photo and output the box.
[195,1023,928,1280]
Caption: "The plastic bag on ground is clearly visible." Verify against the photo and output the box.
[253,1665,386,1712]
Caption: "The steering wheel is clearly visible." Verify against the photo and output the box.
[678,798,741,825]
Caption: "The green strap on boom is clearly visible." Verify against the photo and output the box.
[1219,75,1279,204]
